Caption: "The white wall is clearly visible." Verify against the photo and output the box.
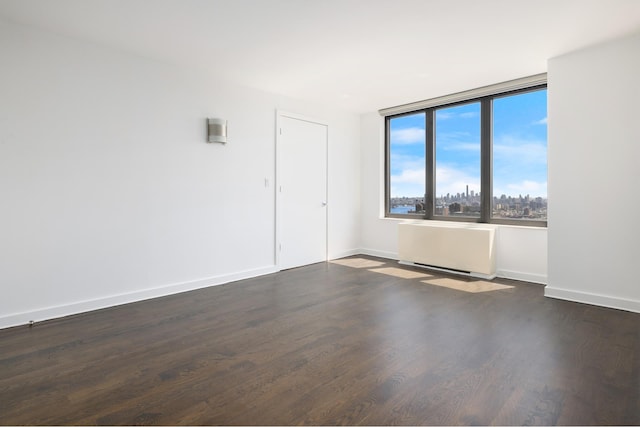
[0,18,361,328]
[359,112,548,284]
[546,33,640,313]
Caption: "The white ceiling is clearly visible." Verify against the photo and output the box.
[1,0,639,113]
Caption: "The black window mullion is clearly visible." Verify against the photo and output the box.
[425,109,434,219]
[480,98,492,223]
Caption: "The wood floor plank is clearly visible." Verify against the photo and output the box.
[0,256,638,425]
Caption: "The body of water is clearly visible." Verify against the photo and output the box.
[390,205,414,214]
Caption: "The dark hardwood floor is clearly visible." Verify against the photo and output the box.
[0,256,638,425]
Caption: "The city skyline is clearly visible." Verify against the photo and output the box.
[390,192,547,220]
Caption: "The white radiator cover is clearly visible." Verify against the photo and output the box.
[398,222,497,279]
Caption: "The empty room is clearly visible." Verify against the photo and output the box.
[0,0,638,425]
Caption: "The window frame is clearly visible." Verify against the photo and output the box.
[384,110,427,220]
[384,80,547,228]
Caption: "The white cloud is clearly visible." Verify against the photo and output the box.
[435,165,479,197]
[391,127,424,145]
[436,111,454,120]
[437,111,479,121]
[390,167,425,197]
[533,117,548,125]
[390,153,424,171]
[389,155,426,196]
[494,180,547,198]
[437,130,470,140]
[436,131,480,149]
[392,167,425,184]
[493,135,547,165]
[440,142,479,152]
[493,135,547,197]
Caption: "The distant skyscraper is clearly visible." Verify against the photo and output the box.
[466,185,469,198]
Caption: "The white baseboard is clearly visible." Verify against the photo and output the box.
[0,265,279,330]
[359,248,398,260]
[328,248,361,260]
[544,287,640,313]
[496,269,547,285]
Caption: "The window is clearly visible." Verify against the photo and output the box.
[492,90,547,221]
[384,77,547,226]
[435,102,481,218]
[388,112,426,215]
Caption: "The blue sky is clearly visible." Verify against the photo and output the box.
[389,89,547,199]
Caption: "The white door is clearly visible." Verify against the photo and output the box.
[277,113,328,270]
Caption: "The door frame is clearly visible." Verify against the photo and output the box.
[275,110,329,270]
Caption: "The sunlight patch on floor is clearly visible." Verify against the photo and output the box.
[369,267,432,279]
[330,258,387,269]
[421,277,514,293]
